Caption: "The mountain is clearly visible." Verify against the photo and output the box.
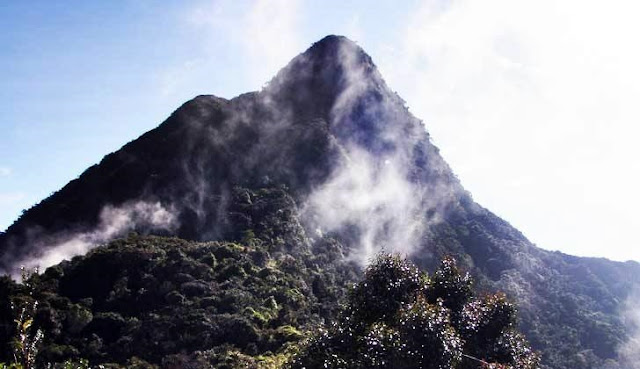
[1,35,640,368]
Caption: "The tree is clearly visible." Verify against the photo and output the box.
[290,254,539,369]
[0,268,44,369]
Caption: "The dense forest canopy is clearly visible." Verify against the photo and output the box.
[1,235,538,368]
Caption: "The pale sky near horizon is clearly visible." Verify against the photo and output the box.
[2,0,640,262]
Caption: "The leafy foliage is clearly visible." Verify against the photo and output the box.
[9,268,44,369]
[291,255,539,369]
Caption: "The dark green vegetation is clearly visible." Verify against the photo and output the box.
[1,35,640,368]
[0,188,357,368]
[293,255,539,369]
[1,229,540,368]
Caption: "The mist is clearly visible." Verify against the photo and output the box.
[7,201,176,279]
[617,289,640,369]
[304,147,427,265]
[301,40,459,266]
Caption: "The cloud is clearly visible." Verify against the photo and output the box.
[0,167,11,177]
[376,0,640,261]
[618,289,640,368]
[305,146,442,266]
[243,0,303,84]
[181,0,303,94]
[10,201,177,278]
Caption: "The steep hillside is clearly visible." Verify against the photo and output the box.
[1,35,639,368]
[1,187,358,368]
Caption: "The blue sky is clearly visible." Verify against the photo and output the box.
[2,0,640,262]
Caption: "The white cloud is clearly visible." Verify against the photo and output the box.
[244,0,303,84]
[619,289,640,368]
[0,167,11,177]
[11,201,177,278]
[304,147,430,266]
[376,0,640,261]
[182,0,303,93]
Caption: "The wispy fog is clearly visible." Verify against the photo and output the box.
[618,289,640,368]
[8,201,176,279]
[304,146,433,266]
[302,40,456,266]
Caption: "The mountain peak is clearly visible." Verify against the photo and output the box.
[313,34,355,45]
[262,35,380,120]
[305,35,363,57]
[299,34,374,75]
